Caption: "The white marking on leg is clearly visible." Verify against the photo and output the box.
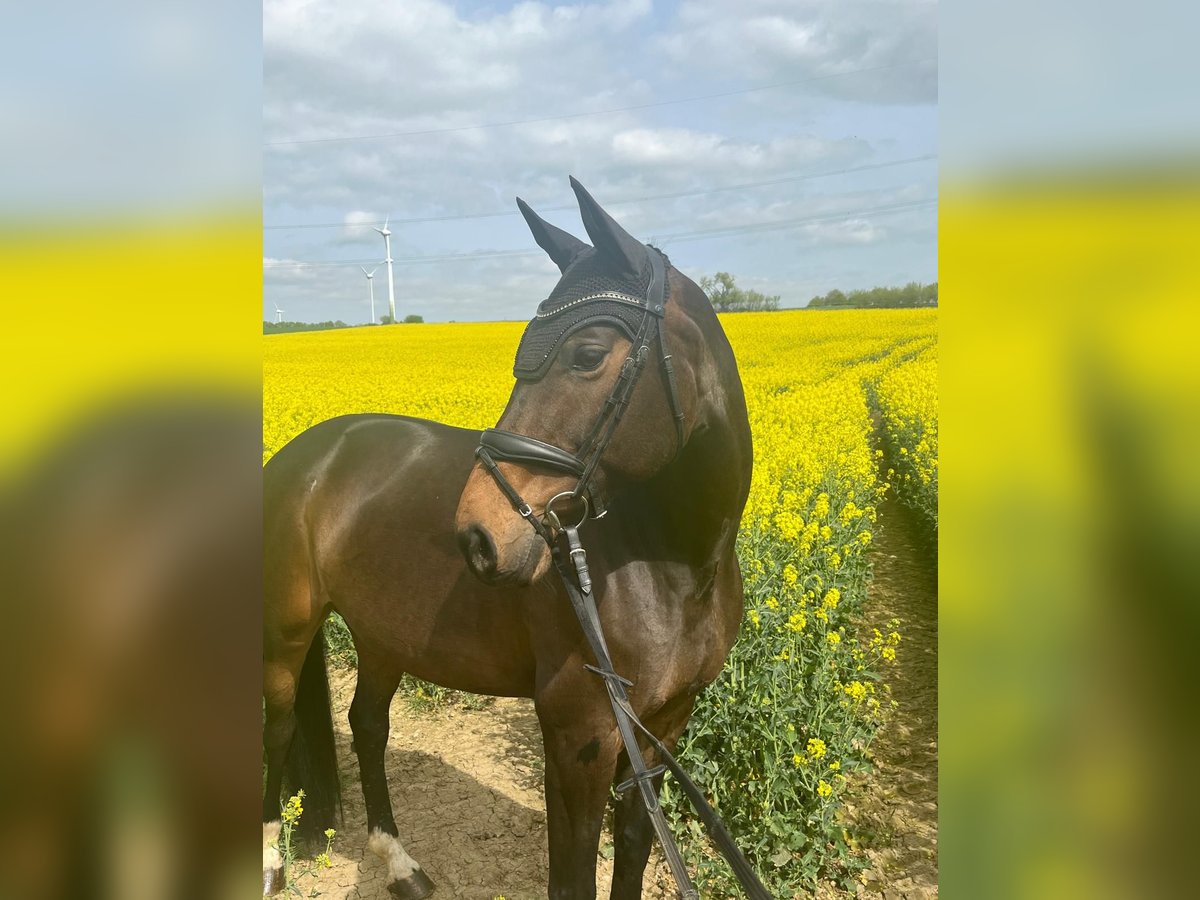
[368,827,421,883]
[263,820,283,872]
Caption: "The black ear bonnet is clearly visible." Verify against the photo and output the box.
[512,247,666,380]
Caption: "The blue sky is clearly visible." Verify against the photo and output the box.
[263,0,937,323]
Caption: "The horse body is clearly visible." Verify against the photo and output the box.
[263,181,753,900]
[265,416,537,698]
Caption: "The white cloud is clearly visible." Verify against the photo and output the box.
[800,218,885,245]
[610,127,864,172]
[661,0,937,105]
[264,0,656,145]
[341,209,381,240]
[263,0,937,321]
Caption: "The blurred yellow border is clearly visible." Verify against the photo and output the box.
[0,210,261,474]
[941,171,1200,899]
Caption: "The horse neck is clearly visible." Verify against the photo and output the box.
[615,323,752,567]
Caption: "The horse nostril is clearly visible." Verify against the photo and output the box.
[460,524,497,577]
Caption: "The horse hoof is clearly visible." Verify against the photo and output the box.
[387,868,435,899]
[262,865,285,896]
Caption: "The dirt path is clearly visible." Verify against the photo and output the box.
[305,680,543,899]
[839,493,938,899]
[303,674,677,900]
[301,495,937,899]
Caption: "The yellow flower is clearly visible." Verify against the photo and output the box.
[829,761,841,771]
[883,647,896,662]
[281,790,305,824]
[747,609,761,629]
[774,509,803,541]
[822,588,841,609]
[806,737,827,759]
[844,681,867,702]
[817,780,833,798]
[793,753,806,768]
[782,564,798,586]
[764,596,779,610]
[786,612,806,632]
[827,632,841,646]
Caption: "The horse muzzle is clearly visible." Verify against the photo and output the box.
[456,517,547,586]
[455,462,563,586]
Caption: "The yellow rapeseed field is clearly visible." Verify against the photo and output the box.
[263,307,938,892]
[875,344,939,525]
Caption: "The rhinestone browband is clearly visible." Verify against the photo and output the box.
[534,292,646,319]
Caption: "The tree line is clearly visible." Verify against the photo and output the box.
[263,320,351,334]
[807,281,937,309]
[697,273,938,312]
[263,315,424,334]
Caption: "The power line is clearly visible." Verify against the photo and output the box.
[657,198,936,243]
[264,248,539,270]
[263,197,936,270]
[265,60,936,148]
[263,155,936,231]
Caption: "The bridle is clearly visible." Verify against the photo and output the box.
[474,246,685,543]
[471,245,772,900]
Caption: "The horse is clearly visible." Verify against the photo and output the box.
[262,178,753,900]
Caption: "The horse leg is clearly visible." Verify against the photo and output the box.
[538,694,623,900]
[609,695,696,900]
[348,647,435,900]
[262,650,305,896]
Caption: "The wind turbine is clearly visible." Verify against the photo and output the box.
[373,215,398,323]
[274,303,285,324]
[359,265,379,324]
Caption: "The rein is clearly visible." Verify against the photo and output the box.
[474,248,772,900]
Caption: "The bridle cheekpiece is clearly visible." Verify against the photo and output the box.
[475,244,685,542]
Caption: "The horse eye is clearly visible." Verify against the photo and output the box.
[571,346,608,372]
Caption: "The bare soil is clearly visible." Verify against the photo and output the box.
[302,495,937,900]
[830,494,939,900]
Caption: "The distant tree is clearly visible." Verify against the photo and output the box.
[823,289,847,307]
[403,314,424,324]
[698,272,781,312]
[379,314,395,325]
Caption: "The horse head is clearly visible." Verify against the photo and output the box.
[455,178,719,586]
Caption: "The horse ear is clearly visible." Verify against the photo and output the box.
[569,176,645,276]
[516,197,591,274]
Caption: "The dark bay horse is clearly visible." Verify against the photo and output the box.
[262,179,753,899]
